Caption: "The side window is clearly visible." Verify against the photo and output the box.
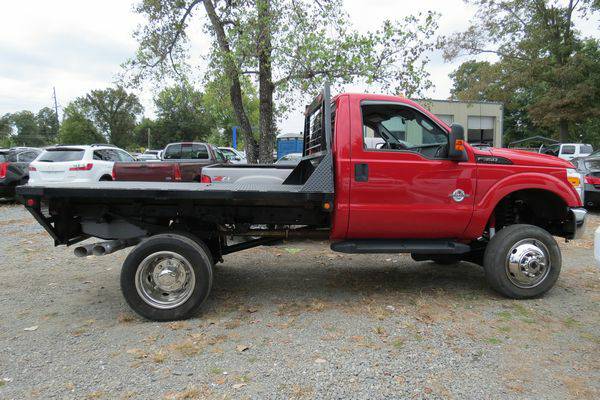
[118,150,135,162]
[561,145,576,155]
[18,151,38,162]
[362,104,448,158]
[191,144,209,160]
[93,150,106,160]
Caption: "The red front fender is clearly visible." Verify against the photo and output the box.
[463,172,581,239]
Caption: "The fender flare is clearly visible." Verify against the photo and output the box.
[464,172,580,238]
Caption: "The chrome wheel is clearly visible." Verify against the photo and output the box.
[135,251,196,309]
[505,239,551,289]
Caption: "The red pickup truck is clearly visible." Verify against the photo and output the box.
[19,86,586,321]
[112,142,227,182]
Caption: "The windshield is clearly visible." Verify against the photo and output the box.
[0,152,7,162]
[38,148,85,162]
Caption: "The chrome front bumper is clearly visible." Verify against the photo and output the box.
[569,207,588,240]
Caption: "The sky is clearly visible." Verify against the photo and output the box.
[1,0,599,134]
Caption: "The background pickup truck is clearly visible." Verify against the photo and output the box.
[113,142,227,182]
[201,164,294,184]
[19,85,587,321]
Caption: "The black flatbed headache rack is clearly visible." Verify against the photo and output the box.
[17,86,335,248]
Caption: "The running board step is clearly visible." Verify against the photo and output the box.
[330,239,471,255]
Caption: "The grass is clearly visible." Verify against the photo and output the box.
[497,311,512,321]
[486,337,502,345]
[563,317,580,328]
[392,338,404,349]
[152,350,166,363]
[210,367,223,375]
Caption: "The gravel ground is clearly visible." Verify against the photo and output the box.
[0,201,598,399]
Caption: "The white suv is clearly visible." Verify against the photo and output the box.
[29,145,135,184]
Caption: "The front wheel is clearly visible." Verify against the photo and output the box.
[120,233,213,321]
[483,224,561,299]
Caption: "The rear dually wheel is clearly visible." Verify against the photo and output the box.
[120,233,213,321]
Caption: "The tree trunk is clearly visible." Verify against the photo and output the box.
[204,0,258,163]
[257,0,275,164]
[559,119,569,142]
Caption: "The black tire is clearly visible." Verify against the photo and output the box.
[120,233,213,321]
[483,224,561,299]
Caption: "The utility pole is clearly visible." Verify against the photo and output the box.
[147,128,151,149]
[52,87,60,131]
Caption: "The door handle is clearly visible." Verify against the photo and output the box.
[355,163,369,182]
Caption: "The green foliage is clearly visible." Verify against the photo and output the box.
[203,74,260,147]
[36,107,59,143]
[58,103,105,145]
[445,0,600,142]
[11,110,45,147]
[152,82,213,147]
[0,114,11,145]
[128,0,441,162]
[75,86,143,148]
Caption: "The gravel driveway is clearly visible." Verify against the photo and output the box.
[0,202,598,399]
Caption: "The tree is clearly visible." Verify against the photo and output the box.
[128,0,440,162]
[203,73,260,149]
[0,113,11,146]
[449,60,548,143]
[153,83,213,146]
[11,111,45,147]
[36,107,59,143]
[444,0,600,141]
[58,104,105,145]
[76,86,143,148]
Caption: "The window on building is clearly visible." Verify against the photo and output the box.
[467,116,495,144]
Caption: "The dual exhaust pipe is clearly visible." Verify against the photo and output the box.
[74,238,141,258]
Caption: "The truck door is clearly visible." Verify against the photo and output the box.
[347,101,476,239]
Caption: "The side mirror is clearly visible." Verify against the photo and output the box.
[448,124,468,162]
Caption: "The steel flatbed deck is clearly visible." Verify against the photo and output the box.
[18,181,329,205]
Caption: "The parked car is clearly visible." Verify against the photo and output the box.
[540,143,593,161]
[18,87,587,321]
[113,142,227,182]
[0,147,41,199]
[29,145,135,185]
[275,152,302,165]
[572,156,600,207]
[137,149,162,162]
[218,147,247,164]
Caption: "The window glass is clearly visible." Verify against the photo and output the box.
[213,148,226,162]
[118,150,135,162]
[18,151,39,162]
[0,152,7,162]
[93,150,108,161]
[561,145,576,155]
[362,104,448,158]
[163,144,182,159]
[581,144,593,154]
[38,148,84,162]
[163,143,208,159]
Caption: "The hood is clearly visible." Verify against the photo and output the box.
[474,147,574,169]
